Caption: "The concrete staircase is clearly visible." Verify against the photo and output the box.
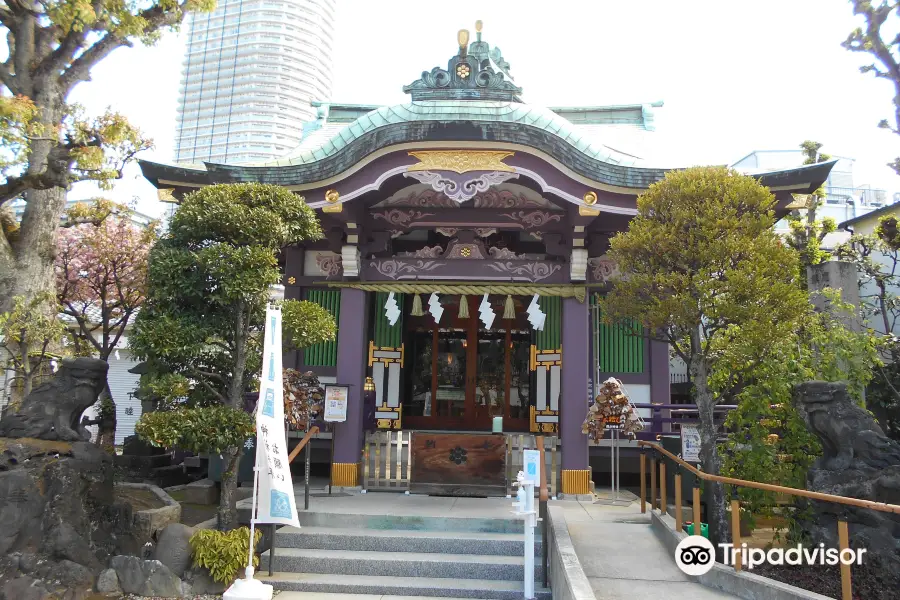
[258,510,551,599]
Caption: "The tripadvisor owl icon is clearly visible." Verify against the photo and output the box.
[675,535,716,576]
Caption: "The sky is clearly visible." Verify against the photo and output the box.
[67,0,900,218]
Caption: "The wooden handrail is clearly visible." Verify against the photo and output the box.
[638,440,900,515]
[287,426,320,464]
[536,435,549,502]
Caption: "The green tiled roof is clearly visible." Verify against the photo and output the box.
[262,100,641,169]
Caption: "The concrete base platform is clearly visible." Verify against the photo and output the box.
[276,594,506,600]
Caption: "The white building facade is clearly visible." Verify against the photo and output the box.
[174,0,336,165]
[732,150,889,230]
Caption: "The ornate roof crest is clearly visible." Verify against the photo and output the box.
[403,21,523,102]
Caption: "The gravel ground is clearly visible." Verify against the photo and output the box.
[752,561,900,600]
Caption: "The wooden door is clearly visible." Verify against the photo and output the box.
[403,295,531,432]
[404,296,477,430]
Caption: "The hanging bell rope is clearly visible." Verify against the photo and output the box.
[410,294,424,316]
[458,295,469,318]
[503,294,515,319]
[320,282,587,303]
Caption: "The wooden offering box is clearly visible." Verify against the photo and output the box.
[409,432,507,497]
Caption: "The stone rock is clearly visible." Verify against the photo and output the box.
[153,523,195,577]
[110,555,182,597]
[46,523,94,565]
[130,496,181,542]
[122,434,159,457]
[183,566,227,595]
[0,576,51,600]
[183,478,219,505]
[95,568,121,594]
[38,558,94,589]
[0,358,107,441]
[794,381,900,589]
[0,438,131,566]
[18,552,37,573]
[0,435,139,595]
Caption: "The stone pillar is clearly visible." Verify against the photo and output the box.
[332,287,368,487]
[560,296,591,495]
[807,261,862,332]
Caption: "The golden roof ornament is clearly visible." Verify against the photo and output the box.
[457,29,469,57]
[404,22,522,102]
[786,194,813,210]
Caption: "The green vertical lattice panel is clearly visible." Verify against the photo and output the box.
[535,296,561,351]
[303,289,341,366]
[374,292,404,348]
[594,296,644,374]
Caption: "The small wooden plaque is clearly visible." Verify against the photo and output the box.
[409,432,507,497]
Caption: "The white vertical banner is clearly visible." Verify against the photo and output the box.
[254,306,301,528]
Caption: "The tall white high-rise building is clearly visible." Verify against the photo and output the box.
[174,0,336,165]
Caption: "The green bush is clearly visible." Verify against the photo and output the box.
[282,298,336,350]
[189,527,263,584]
[135,405,254,454]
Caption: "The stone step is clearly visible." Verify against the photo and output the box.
[274,526,542,556]
[274,593,501,600]
[260,548,543,581]
[295,511,525,534]
[257,572,552,600]
[276,592,500,600]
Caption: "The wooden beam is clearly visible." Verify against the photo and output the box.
[288,426,319,464]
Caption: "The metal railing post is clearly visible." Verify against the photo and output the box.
[304,427,311,510]
[639,447,647,514]
[540,500,548,588]
[536,436,550,592]
[660,458,667,516]
[268,523,276,576]
[674,464,683,532]
[692,473,702,535]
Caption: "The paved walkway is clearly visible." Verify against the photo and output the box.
[558,491,737,599]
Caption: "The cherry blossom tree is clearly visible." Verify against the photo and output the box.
[56,200,156,446]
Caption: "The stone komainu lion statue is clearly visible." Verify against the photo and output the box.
[794,380,900,473]
[0,357,108,441]
[793,381,900,590]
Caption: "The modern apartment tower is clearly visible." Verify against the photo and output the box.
[174,0,336,165]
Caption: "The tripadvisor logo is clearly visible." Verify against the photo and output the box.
[675,536,716,576]
[675,535,867,575]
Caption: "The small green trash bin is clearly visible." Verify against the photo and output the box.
[684,521,709,538]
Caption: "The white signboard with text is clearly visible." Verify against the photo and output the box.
[253,307,301,528]
[323,385,349,423]
[680,423,701,464]
[523,449,541,485]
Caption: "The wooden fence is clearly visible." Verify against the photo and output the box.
[361,430,560,497]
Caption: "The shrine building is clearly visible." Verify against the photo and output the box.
[139,24,835,495]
